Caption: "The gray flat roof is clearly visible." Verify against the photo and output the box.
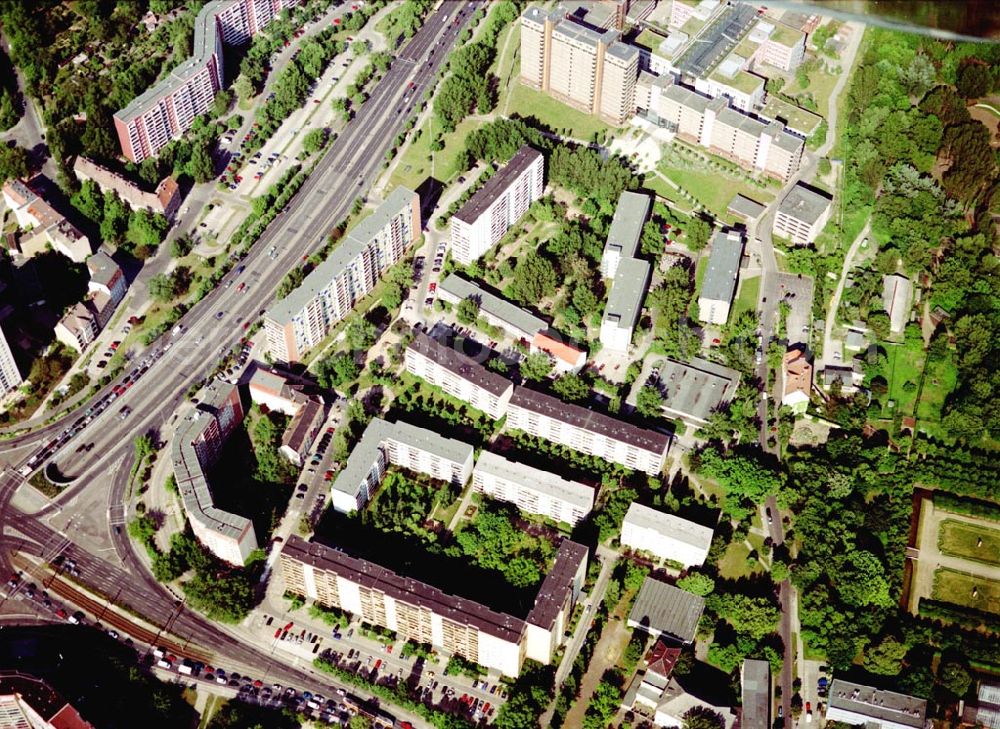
[716,105,768,138]
[676,2,757,76]
[86,250,120,289]
[728,194,765,220]
[438,274,546,338]
[603,191,651,263]
[628,577,704,643]
[282,535,526,643]
[117,0,226,122]
[331,417,474,498]
[777,184,832,225]
[827,679,927,729]
[700,230,744,304]
[623,502,714,552]
[510,387,670,455]
[267,187,417,325]
[552,15,618,49]
[475,450,595,512]
[607,40,639,62]
[742,659,771,729]
[662,82,711,115]
[408,332,513,397]
[525,539,588,630]
[453,146,542,225]
[768,122,805,153]
[603,257,651,330]
[656,357,740,422]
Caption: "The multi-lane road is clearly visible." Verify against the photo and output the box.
[0,2,483,723]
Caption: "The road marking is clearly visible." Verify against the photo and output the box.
[108,504,127,526]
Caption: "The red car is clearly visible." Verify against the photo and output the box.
[428,282,437,292]
[374,660,381,670]
[333,17,341,24]
[274,628,282,638]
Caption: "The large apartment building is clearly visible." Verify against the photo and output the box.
[113,0,298,162]
[280,536,587,676]
[506,387,670,475]
[520,7,638,125]
[639,82,804,181]
[330,418,474,514]
[621,502,714,567]
[599,191,653,353]
[171,382,258,565]
[0,325,22,396]
[698,229,745,326]
[473,451,595,527]
[451,146,544,265]
[264,187,421,363]
[404,332,514,419]
[773,183,833,245]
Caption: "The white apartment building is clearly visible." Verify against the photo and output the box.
[600,191,651,278]
[621,502,714,567]
[698,230,745,326]
[773,183,833,245]
[506,387,670,475]
[826,680,927,729]
[404,332,514,419]
[473,451,595,527]
[264,187,421,363]
[437,274,547,342]
[172,383,258,565]
[0,324,22,395]
[451,146,544,265]
[54,300,101,352]
[330,418,474,514]
[600,257,651,352]
[519,8,639,125]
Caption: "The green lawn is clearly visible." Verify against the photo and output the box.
[658,163,774,220]
[731,275,761,322]
[505,82,610,142]
[882,339,925,417]
[642,174,694,213]
[390,115,480,190]
[718,541,762,579]
[932,568,1000,615]
[939,519,1000,567]
[917,352,958,422]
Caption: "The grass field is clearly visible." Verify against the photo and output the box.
[658,163,774,220]
[390,115,480,191]
[917,352,958,422]
[932,568,1000,614]
[505,82,610,141]
[718,541,762,579]
[882,338,925,417]
[939,519,1000,567]
[732,276,761,322]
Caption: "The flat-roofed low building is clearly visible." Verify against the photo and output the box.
[450,146,544,265]
[628,577,705,644]
[825,680,927,729]
[473,450,595,527]
[741,659,771,729]
[600,192,652,279]
[437,274,547,342]
[405,331,514,419]
[172,382,258,565]
[773,183,833,245]
[506,387,670,475]
[600,257,651,352]
[967,682,1000,729]
[727,194,766,221]
[654,357,740,424]
[621,502,714,567]
[330,418,474,514]
[882,274,913,335]
[247,365,309,416]
[698,230,744,326]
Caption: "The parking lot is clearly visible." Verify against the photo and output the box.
[776,272,814,347]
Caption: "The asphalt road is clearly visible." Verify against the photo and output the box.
[0,4,483,725]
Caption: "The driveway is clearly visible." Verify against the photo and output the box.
[820,221,869,366]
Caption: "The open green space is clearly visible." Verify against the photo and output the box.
[881,338,926,417]
[917,351,959,422]
[642,174,693,213]
[731,275,761,322]
[505,82,610,141]
[932,568,1000,615]
[390,115,480,190]
[938,519,1000,567]
[718,541,761,580]
[658,163,774,219]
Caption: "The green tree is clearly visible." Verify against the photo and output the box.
[712,594,780,639]
[456,297,480,325]
[509,251,557,304]
[636,385,664,418]
[302,128,327,155]
[937,661,972,697]
[100,192,129,242]
[170,234,193,258]
[520,352,553,382]
[552,373,589,402]
[640,220,664,256]
[345,318,377,351]
[315,352,360,389]
[863,637,908,675]
[677,572,715,596]
[126,209,169,247]
[684,216,712,251]
[837,550,892,608]
[956,63,990,98]
[149,273,179,302]
[682,706,726,729]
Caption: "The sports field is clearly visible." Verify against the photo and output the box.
[932,568,1000,614]
[938,519,1000,567]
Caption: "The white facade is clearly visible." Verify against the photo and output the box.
[621,502,714,567]
[0,324,22,395]
[473,451,594,527]
[450,146,544,265]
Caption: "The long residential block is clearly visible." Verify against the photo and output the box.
[437,274,547,342]
[600,256,651,353]
[698,229,744,326]
[264,187,421,363]
[450,146,544,265]
[600,191,651,279]
[506,387,670,475]
[73,157,181,220]
[825,680,927,729]
[330,418,474,514]
[473,451,595,527]
[404,332,514,419]
[280,535,587,676]
[114,0,299,162]
[621,502,714,567]
[171,382,258,565]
